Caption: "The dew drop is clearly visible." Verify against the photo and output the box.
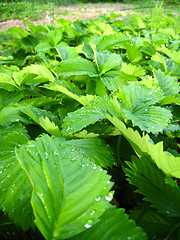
[90,210,95,215]
[152,126,154,129]
[127,237,132,240]
[145,109,148,112]
[85,219,93,229]
[54,152,58,155]
[107,180,111,184]
[0,171,2,174]
[95,196,101,202]
[105,192,113,201]
[66,127,70,131]
[93,164,97,169]
[99,168,103,171]
[82,164,85,167]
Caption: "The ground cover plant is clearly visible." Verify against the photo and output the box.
[0,3,180,240]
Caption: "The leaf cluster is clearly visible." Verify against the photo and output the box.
[0,7,180,240]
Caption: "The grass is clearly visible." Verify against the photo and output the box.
[0,0,179,22]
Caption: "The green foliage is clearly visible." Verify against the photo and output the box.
[0,5,180,240]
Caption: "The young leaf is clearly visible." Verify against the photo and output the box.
[13,64,55,86]
[126,155,180,217]
[0,132,33,230]
[121,62,145,77]
[0,73,19,91]
[70,207,147,240]
[16,135,113,240]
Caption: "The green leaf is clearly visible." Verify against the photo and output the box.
[0,89,23,109]
[63,138,116,168]
[44,82,94,106]
[16,135,113,239]
[35,41,52,52]
[0,73,19,91]
[126,155,180,217]
[0,132,33,230]
[0,106,29,126]
[94,51,121,75]
[55,58,98,77]
[154,70,180,96]
[62,106,105,135]
[96,33,130,51]
[70,207,147,240]
[106,116,180,178]
[116,84,171,134]
[22,106,61,137]
[55,45,79,60]
[91,96,124,120]
[126,44,143,64]
[13,64,55,86]
[48,29,62,46]
[101,71,128,91]
[131,203,177,239]
[121,63,145,77]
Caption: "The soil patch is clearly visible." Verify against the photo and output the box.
[0,3,135,31]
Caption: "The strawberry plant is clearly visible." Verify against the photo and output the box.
[0,7,180,240]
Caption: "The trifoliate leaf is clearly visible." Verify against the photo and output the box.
[116,84,171,134]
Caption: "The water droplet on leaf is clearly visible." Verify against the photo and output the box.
[85,219,93,229]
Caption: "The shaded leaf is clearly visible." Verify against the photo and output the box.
[126,155,180,217]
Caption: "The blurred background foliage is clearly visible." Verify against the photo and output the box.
[0,0,179,22]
